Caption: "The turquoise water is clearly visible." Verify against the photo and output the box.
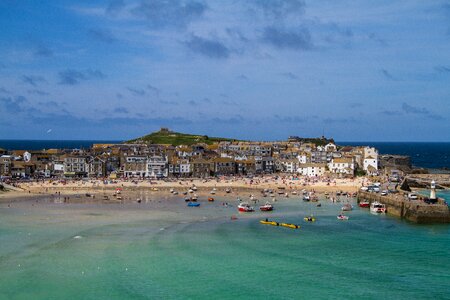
[1,195,449,299]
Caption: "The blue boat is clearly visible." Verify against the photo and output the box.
[187,202,200,207]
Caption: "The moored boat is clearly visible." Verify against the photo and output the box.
[208,197,214,202]
[238,202,254,212]
[337,214,349,220]
[370,201,387,213]
[280,223,300,229]
[259,202,274,211]
[260,219,279,226]
[187,202,200,207]
[359,200,370,208]
[304,216,316,222]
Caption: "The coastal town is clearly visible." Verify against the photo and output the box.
[1,129,448,224]
[1,128,385,180]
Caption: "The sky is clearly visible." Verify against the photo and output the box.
[0,0,449,142]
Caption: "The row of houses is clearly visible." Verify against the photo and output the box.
[0,139,379,179]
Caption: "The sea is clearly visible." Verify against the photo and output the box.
[0,195,449,299]
[0,140,449,170]
[0,140,122,151]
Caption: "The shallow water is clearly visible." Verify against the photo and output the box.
[0,195,449,299]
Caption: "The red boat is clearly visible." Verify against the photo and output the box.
[238,203,254,212]
[259,203,274,211]
[359,200,370,208]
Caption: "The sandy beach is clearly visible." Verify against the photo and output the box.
[1,175,370,202]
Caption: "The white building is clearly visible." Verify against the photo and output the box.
[297,163,327,177]
[23,151,32,162]
[363,147,378,175]
[147,155,168,178]
[328,157,355,175]
[178,159,191,175]
[297,152,309,164]
[324,143,337,152]
[280,159,297,173]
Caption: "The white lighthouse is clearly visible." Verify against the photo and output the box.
[430,180,436,201]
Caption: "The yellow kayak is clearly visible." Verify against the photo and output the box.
[280,223,300,229]
[260,220,279,226]
[304,217,316,222]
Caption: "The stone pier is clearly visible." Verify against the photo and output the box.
[357,191,450,224]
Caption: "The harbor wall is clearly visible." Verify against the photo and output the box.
[357,191,450,224]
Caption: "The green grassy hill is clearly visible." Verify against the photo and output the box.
[127,128,333,146]
[127,129,237,146]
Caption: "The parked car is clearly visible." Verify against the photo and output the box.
[408,193,418,200]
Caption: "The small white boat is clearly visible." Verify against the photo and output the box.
[337,214,349,220]
[210,190,216,195]
[370,201,386,213]
[259,202,274,211]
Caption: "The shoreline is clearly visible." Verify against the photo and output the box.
[1,176,364,202]
[0,177,362,198]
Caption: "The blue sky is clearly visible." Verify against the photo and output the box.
[0,0,449,141]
